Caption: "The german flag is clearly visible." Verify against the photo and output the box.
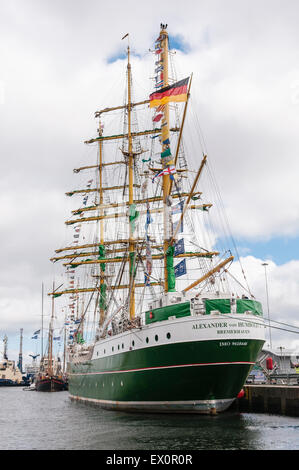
[149,77,189,108]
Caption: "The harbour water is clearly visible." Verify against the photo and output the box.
[1,387,299,450]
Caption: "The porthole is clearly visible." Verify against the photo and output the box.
[132,340,135,347]
[121,381,123,387]
[146,337,149,343]
[112,346,114,352]
[118,344,120,350]
[167,333,171,339]
[155,335,158,342]
[104,349,106,354]
[122,343,124,349]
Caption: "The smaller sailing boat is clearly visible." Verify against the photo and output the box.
[35,283,66,392]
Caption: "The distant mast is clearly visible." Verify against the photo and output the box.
[48,281,55,376]
[17,328,23,373]
[3,335,8,360]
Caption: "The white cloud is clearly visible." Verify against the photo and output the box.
[230,256,299,350]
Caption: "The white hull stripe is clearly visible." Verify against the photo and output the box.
[69,395,235,412]
[69,360,254,376]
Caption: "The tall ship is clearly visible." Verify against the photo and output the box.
[50,25,266,413]
[35,284,66,392]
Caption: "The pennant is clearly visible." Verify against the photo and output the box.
[153,113,163,122]
[174,259,187,278]
[144,272,151,286]
[146,255,152,276]
[53,336,61,341]
[155,48,162,55]
[162,138,170,145]
[152,165,176,182]
[33,329,40,335]
[174,238,185,256]
[152,171,163,182]
[162,165,176,176]
[161,155,174,165]
[145,205,153,230]
[198,205,210,211]
[145,201,153,275]
[129,204,139,232]
[161,147,171,159]
[31,335,38,340]
[149,77,189,108]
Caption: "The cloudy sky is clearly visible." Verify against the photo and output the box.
[1,0,299,364]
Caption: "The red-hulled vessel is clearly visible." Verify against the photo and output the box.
[35,283,67,392]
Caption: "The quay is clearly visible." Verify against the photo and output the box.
[233,382,299,417]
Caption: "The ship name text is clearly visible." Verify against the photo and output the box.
[192,320,259,335]
[192,322,228,330]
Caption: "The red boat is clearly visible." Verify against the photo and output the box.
[35,374,65,392]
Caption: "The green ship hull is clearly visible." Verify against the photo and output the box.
[68,315,265,413]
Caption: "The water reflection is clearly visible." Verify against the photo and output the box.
[1,388,298,450]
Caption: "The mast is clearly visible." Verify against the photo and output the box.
[127,40,136,319]
[18,328,23,373]
[48,281,55,376]
[63,322,66,374]
[41,282,44,360]
[159,25,172,292]
[98,119,106,326]
[3,335,8,360]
